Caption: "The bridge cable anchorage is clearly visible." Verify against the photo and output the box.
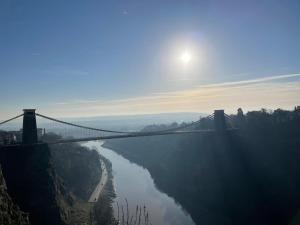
[0,114,24,126]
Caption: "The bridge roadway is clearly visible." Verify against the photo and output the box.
[46,129,218,145]
[0,129,238,147]
[0,110,238,146]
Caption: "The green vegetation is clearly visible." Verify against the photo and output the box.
[44,133,116,225]
[92,156,117,225]
[50,141,102,200]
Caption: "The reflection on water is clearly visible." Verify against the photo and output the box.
[83,141,195,225]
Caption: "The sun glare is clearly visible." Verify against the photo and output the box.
[166,40,201,75]
[180,51,192,65]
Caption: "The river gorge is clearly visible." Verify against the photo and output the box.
[83,141,195,225]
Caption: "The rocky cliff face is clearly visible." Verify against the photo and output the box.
[0,165,30,225]
[0,141,111,225]
[0,144,67,225]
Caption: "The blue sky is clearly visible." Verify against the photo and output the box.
[1,0,300,118]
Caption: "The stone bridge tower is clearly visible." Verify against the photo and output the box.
[214,110,226,132]
[22,109,38,144]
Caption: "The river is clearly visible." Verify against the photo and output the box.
[83,141,195,225]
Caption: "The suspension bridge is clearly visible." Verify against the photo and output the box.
[0,109,236,146]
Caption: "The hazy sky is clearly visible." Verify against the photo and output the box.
[1,0,300,119]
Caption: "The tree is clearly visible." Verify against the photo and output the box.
[237,108,244,118]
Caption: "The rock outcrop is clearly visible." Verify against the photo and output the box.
[0,165,30,225]
[0,144,66,225]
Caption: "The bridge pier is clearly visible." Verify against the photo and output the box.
[214,110,226,132]
[22,109,38,144]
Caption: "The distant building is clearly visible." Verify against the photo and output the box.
[0,131,5,145]
[0,126,46,145]
[37,128,44,139]
[0,131,17,145]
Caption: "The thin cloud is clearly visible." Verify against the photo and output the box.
[48,73,300,118]
[194,73,300,89]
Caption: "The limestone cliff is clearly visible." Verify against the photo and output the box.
[0,144,66,225]
[0,165,30,225]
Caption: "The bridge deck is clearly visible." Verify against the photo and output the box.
[0,110,238,146]
[45,128,238,145]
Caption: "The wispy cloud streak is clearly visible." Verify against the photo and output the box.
[46,73,300,118]
[196,73,300,88]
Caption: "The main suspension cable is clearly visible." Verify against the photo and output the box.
[36,113,130,134]
[0,114,24,126]
[36,113,207,134]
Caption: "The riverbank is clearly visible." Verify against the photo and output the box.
[92,154,116,225]
[50,139,116,225]
[90,141,195,225]
[50,142,102,225]
[103,133,269,225]
[88,158,108,203]
[82,142,116,225]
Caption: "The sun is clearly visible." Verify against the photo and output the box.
[166,40,201,76]
[180,51,192,65]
